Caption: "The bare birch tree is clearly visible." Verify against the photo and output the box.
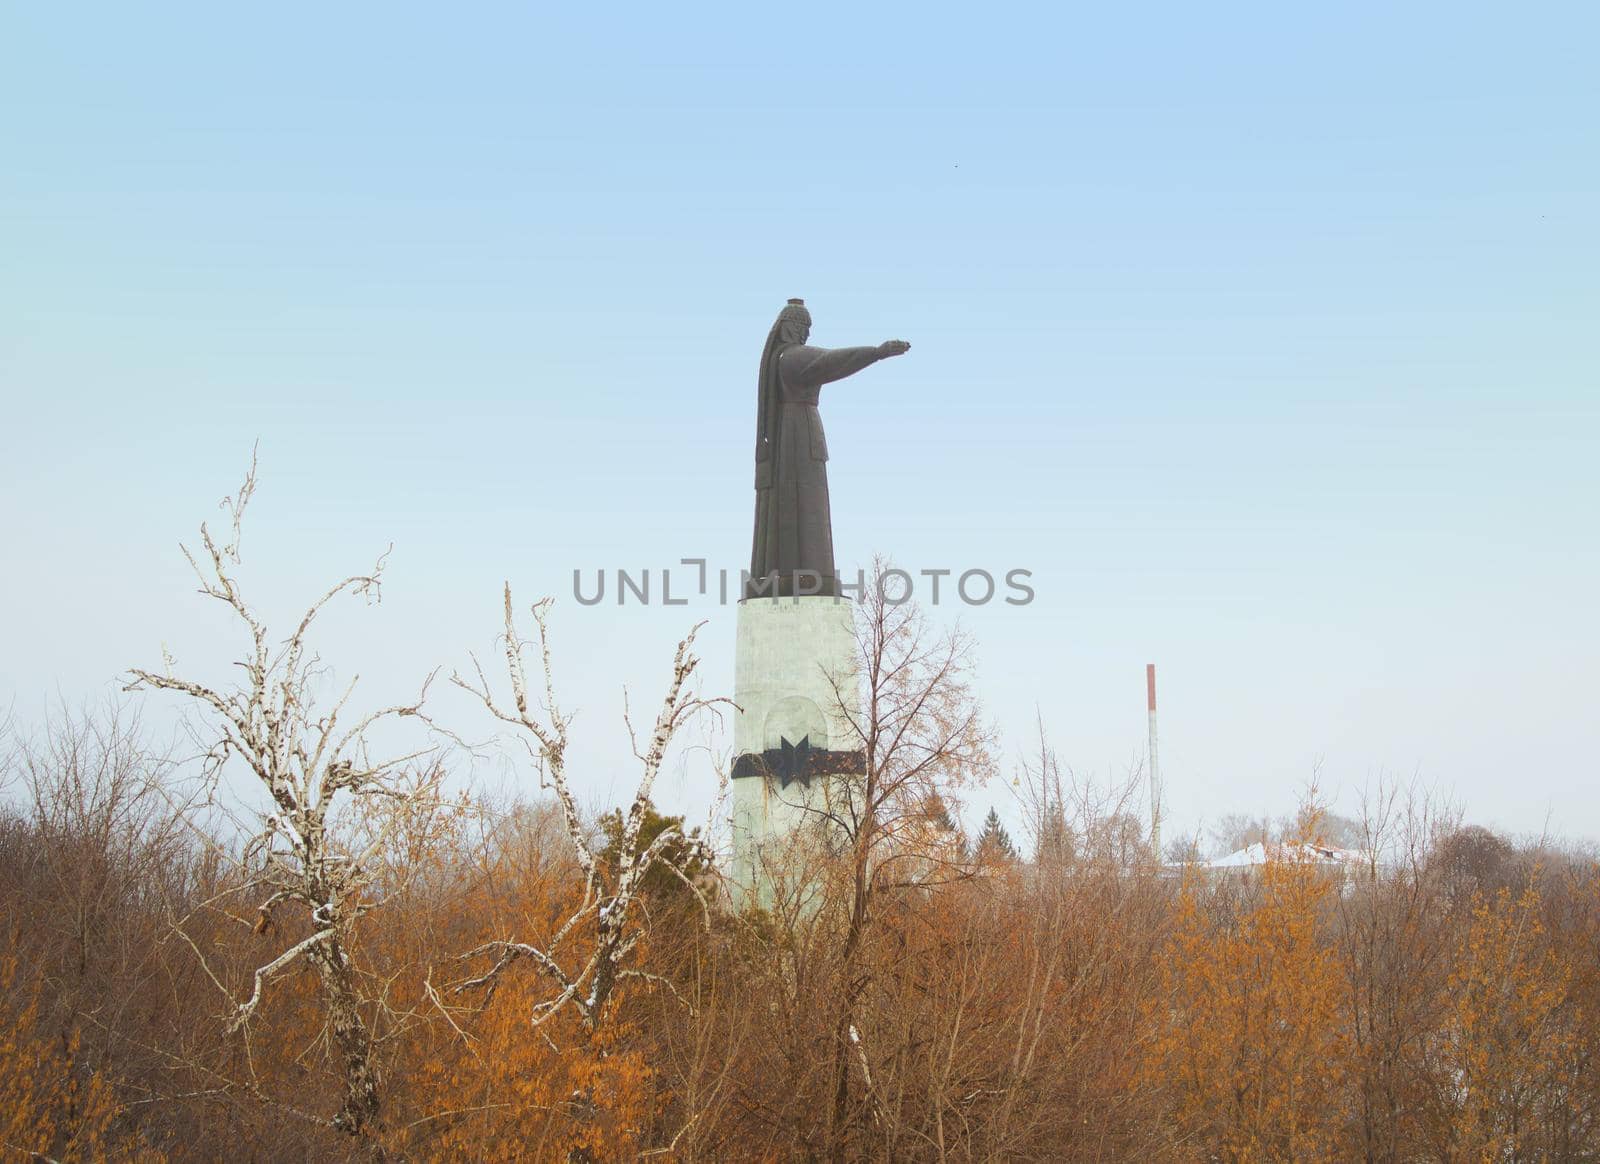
[451,587,726,1034]
[125,454,444,1136]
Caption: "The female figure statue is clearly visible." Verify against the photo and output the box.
[748,299,910,598]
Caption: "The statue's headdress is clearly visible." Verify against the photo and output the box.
[775,297,810,336]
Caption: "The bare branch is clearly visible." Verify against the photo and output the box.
[454,590,726,1033]
[229,928,338,1033]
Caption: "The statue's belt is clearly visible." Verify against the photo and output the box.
[731,736,865,788]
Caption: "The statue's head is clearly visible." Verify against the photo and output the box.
[776,297,811,345]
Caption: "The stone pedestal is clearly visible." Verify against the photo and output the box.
[729,595,863,910]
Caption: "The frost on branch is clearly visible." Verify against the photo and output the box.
[451,586,727,1033]
[125,452,446,1137]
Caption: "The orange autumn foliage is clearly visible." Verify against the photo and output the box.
[1147,852,1346,1161]
[0,955,165,1163]
[387,999,653,1162]
[1440,883,1574,1161]
[10,708,1600,1162]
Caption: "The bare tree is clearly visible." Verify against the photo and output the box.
[125,454,444,1136]
[1164,832,1205,865]
[1209,811,1275,856]
[804,559,995,1158]
[13,705,188,993]
[452,587,726,1035]
[1014,713,1071,867]
[1334,778,1460,1158]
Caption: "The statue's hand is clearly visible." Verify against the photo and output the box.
[877,340,911,358]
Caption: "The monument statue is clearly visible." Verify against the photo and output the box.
[731,298,907,908]
[747,299,910,597]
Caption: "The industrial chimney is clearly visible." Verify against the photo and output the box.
[1147,663,1162,863]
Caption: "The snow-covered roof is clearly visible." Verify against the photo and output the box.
[1205,840,1369,869]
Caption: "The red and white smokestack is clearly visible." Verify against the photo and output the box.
[1147,663,1162,863]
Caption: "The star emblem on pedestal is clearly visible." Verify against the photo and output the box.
[774,734,812,789]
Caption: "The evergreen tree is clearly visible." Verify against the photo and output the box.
[975,806,1017,862]
[597,800,711,912]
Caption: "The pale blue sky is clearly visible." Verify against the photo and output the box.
[3,2,1596,843]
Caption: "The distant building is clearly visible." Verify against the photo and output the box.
[1196,840,1375,891]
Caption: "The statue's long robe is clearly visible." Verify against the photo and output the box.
[749,343,883,597]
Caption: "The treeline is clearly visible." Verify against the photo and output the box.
[1,709,1597,1161]
[6,467,1597,1162]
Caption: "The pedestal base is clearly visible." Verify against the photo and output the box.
[729,595,862,911]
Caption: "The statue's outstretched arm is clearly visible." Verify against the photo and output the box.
[784,340,910,387]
